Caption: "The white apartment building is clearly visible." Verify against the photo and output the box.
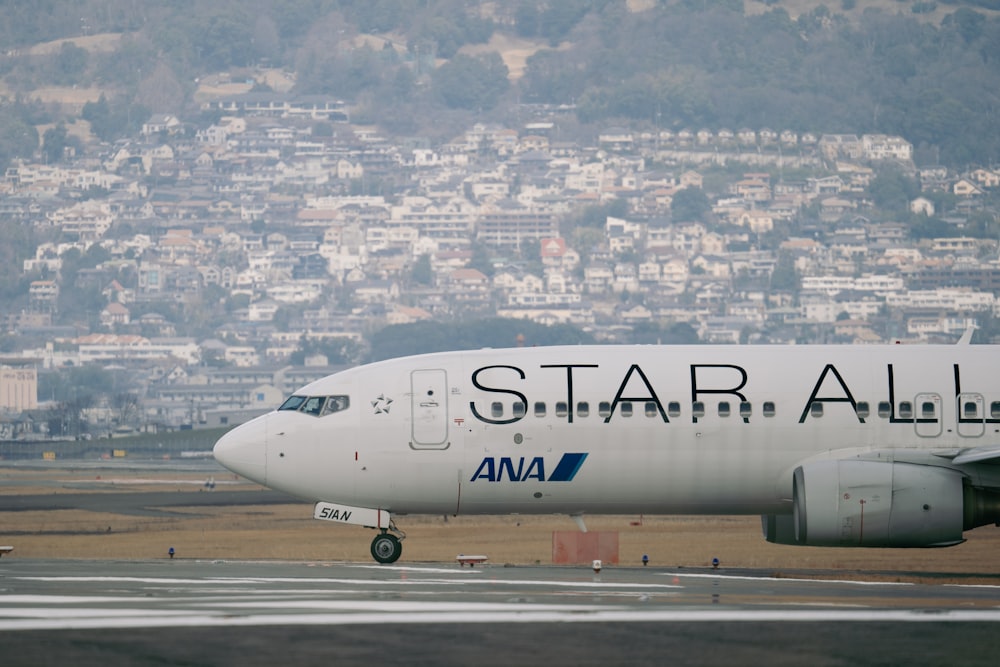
[907,316,978,339]
[267,280,327,304]
[74,335,200,365]
[885,290,994,311]
[388,197,476,239]
[506,292,582,307]
[862,134,913,161]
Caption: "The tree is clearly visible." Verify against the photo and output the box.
[312,122,334,138]
[942,8,986,44]
[467,242,496,278]
[111,392,141,429]
[82,95,150,142]
[52,42,88,86]
[769,251,799,292]
[195,8,257,69]
[431,53,509,110]
[42,123,68,164]
[0,110,38,168]
[514,0,592,44]
[869,164,919,212]
[579,199,628,228]
[135,62,187,114]
[671,187,711,222]
[411,254,434,286]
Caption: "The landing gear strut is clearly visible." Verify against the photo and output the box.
[370,520,405,564]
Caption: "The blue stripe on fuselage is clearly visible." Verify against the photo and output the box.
[548,453,588,482]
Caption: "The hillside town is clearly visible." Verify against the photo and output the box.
[2,92,1000,439]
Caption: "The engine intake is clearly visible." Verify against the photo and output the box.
[762,460,1000,548]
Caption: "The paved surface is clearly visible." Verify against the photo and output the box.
[0,489,295,517]
[0,559,998,666]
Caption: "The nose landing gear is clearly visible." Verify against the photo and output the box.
[370,520,406,564]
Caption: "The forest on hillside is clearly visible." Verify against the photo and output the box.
[0,0,998,166]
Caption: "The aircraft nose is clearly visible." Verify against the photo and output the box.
[213,416,267,484]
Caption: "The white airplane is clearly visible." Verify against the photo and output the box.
[213,342,1000,563]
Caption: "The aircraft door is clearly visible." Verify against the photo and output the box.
[914,393,942,438]
[411,369,449,449]
[957,392,985,438]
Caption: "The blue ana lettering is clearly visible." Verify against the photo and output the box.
[470,453,587,482]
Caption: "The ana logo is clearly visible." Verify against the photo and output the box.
[470,453,588,483]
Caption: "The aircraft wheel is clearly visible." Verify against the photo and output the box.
[371,533,402,564]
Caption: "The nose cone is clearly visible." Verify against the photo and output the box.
[213,416,267,484]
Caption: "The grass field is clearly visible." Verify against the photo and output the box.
[3,466,1000,583]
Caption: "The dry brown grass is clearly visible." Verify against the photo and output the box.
[24,33,123,56]
[8,507,1000,582]
[459,33,572,81]
[3,467,1000,582]
[2,85,108,107]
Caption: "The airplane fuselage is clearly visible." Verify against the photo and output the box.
[215,344,1000,520]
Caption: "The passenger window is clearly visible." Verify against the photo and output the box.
[924,401,939,418]
[762,401,776,418]
[856,401,869,419]
[692,401,705,418]
[321,396,350,415]
[718,401,731,417]
[556,402,569,418]
[739,401,752,418]
[534,402,546,417]
[301,396,325,416]
[491,402,503,418]
[644,401,658,418]
[598,402,612,418]
[963,401,979,419]
[577,402,590,418]
[513,402,526,418]
[279,395,306,411]
[620,402,633,417]
[810,402,823,418]
[898,401,913,419]
[878,401,892,418]
[992,401,1000,419]
[668,401,681,418]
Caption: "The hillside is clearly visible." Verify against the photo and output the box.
[0,1,998,166]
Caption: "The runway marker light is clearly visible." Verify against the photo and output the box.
[712,557,719,569]
[592,559,602,573]
[642,554,649,566]
[168,547,175,559]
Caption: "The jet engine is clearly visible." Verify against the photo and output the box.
[762,460,1000,547]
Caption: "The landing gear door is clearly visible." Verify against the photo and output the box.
[411,369,449,449]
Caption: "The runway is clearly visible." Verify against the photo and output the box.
[1,559,998,666]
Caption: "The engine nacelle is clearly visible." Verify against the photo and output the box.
[764,461,972,547]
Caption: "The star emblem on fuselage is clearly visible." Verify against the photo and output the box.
[372,394,393,414]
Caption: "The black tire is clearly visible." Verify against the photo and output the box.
[370,533,402,564]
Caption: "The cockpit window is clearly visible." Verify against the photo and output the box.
[322,396,350,415]
[301,396,325,416]
[279,395,306,411]
[278,394,350,416]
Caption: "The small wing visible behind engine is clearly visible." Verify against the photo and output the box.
[934,445,1000,466]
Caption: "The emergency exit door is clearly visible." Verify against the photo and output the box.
[957,392,986,438]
